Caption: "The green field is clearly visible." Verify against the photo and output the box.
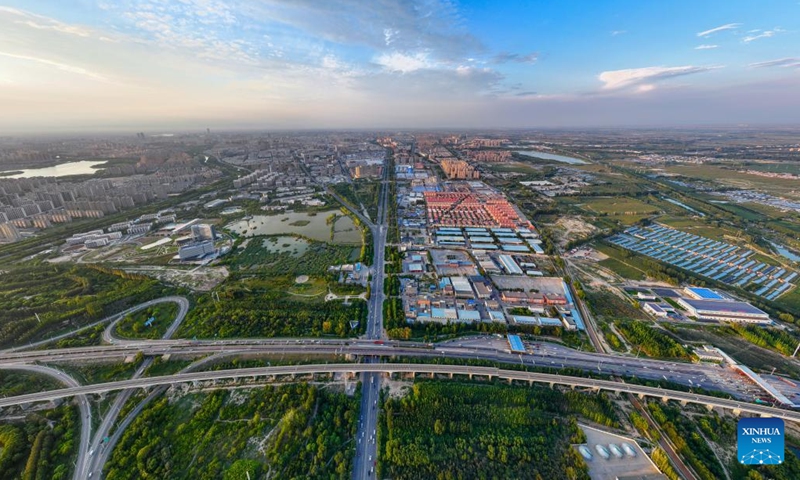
[595,243,649,280]
[581,196,660,216]
[597,256,646,280]
[115,302,180,339]
[774,287,800,318]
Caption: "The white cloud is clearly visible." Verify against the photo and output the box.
[695,44,718,50]
[383,28,398,46]
[0,51,108,81]
[375,51,433,73]
[598,65,719,91]
[697,23,741,37]
[611,30,626,36]
[743,29,780,43]
[15,20,92,37]
[749,57,800,68]
[0,6,98,39]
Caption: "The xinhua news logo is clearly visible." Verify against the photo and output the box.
[738,417,784,465]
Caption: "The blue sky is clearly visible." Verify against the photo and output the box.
[0,0,798,132]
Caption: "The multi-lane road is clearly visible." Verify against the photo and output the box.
[3,363,800,423]
[353,156,390,479]
[0,336,754,397]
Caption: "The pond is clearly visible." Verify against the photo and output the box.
[514,151,588,164]
[227,210,362,244]
[1,160,106,178]
[262,236,310,257]
[770,241,800,263]
[663,197,705,217]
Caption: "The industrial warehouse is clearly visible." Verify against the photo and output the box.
[608,224,797,300]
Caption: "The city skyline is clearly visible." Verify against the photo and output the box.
[1,0,799,132]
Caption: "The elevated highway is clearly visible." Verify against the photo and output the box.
[2,363,799,423]
[0,338,754,398]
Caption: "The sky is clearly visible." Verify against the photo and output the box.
[0,0,798,133]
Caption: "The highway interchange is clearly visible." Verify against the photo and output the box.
[0,285,793,480]
[2,296,799,479]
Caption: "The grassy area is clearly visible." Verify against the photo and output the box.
[0,264,175,349]
[585,287,648,321]
[776,286,800,313]
[595,243,648,280]
[143,357,195,377]
[49,323,106,349]
[57,360,142,385]
[597,256,646,280]
[0,370,61,397]
[285,275,328,300]
[580,196,660,215]
[114,302,180,340]
[105,384,358,479]
[178,276,367,339]
[378,381,618,479]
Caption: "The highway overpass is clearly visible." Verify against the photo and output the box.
[2,363,799,423]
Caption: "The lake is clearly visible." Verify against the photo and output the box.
[514,151,588,164]
[1,160,106,178]
[770,241,800,263]
[227,210,362,244]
